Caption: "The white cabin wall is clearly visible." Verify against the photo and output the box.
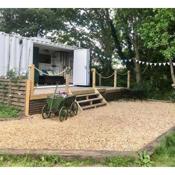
[0,33,6,76]
[0,32,33,76]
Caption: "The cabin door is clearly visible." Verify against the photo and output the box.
[73,49,90,86]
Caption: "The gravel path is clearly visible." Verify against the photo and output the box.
[0,101,175,152]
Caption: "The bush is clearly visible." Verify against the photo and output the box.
[168,91,175,102]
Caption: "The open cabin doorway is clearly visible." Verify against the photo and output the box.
[33,44,74,87]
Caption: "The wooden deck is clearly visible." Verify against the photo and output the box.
[29,85,130,115]
[32,85,128,100]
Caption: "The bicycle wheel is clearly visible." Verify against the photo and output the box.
[42,104,51,119]
[70,101,78,116]
[59,106,68,122]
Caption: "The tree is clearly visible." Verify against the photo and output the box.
[113,9,154,83]
[139,9,175,84]
[0,9,61,36]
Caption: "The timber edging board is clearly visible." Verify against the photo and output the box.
[0,149,137,160]
[0,78,26,110]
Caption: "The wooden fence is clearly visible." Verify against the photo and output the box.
[0,79,26,110]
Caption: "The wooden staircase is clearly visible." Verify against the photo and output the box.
[74,88,107,110]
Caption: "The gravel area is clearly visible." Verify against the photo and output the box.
[0,100,175,152]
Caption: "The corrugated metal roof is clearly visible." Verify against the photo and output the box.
[0,31,80,51]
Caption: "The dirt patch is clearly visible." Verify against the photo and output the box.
[0,100,174,152]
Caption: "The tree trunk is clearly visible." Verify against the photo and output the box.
[133,34,141,84]
[104,9,124,59]
[169,59,175,84]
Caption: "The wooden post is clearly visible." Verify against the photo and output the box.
[99,73,102,86]
[65,73,71,95]
[28,64,34,95]
[91,68,96,88]
[25,79,31,116]
[114,69,117,88]
[127,70,130,88]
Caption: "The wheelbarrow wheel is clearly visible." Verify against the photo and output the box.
[59,106,68,122]
[70,101,78,116]
[42,104,51,119]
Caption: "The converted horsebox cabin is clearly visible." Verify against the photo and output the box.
[0,32,130,115]
[0,32,90,86]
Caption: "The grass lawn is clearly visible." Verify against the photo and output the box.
[0,130,175,166]
[151,130,175,166]
[0,103,21,119]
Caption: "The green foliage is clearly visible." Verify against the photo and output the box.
[0,9,58,37]
[7,69,19,82]
[151,131,175,166]
[0,103,21,118]
[140,9,175,60]
[136,151,152,167]
[6,69,27,82]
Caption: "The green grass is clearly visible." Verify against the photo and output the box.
[151,130,175,166]
[0,103,21,118]
[0,154,138,167]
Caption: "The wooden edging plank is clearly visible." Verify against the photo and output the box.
[0,149,137,160]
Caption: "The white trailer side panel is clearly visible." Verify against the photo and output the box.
[0,33,33,76]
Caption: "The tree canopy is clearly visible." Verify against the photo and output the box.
[0,8,175,94]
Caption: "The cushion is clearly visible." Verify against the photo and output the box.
[47,70,54,76]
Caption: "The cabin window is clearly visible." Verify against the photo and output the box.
[39,54,51,64]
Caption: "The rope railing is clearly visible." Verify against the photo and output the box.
[91,68,131,89]
[117,71,128,76]
[33,66,67,76]
[96,71,114,79]
[28,64,72,96]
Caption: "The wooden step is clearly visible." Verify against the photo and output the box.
[76,93,99,98]
[72,88,95,96]
[82,102,107,110]
[78,97,103,104]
